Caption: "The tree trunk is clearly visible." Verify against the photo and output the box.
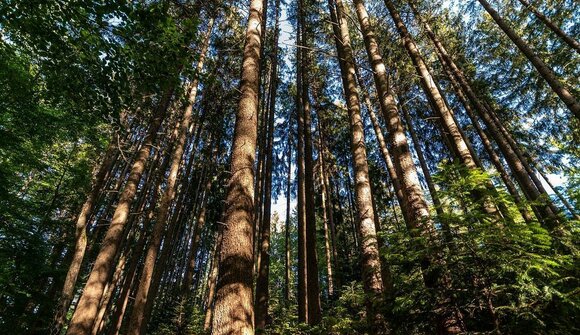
[408,1,559,226]
[210,0,264,333]
[328,0,387,331]
[353,64,407,223]
[255,0,280,327]
[298,0,322,324]
[478,0,580,119]
[52,141,117,335]
[517,0,580,53]
[318,135,334,298]
[284,123,292,305]
[203,233,221,331]
[126,19,213,335]
[295,14,309,324]
[65,85,174,335]
[383,0,477,169]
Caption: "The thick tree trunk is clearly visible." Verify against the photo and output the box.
[354,65,407,222]
[477,0,580,119]
[65,85,174,335]
[210,0,264,333]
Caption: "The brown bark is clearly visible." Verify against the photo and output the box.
[353,65,407,222]
[284,120,292,304]
[52,141,117,335]
[183,178,213,295]
[328,0,387,331]
[295,15,309,324]
[318,136,334,297]
[255,0,280,326]
[298,0,322,324]
[126,20,213,335]
[210,0,264,333]
[477,0,580,119]
[106,217,149,335]
[203,233,221,331]
[383,0,477,169]
[65,85,174,335]
[517,0,580,53]
[408,2,559,226]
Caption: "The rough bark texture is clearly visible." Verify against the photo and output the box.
[329,0,387,331]
[66,86,173,335]
[210,0,264,333]
[409,1,559,226]
[52,141,117,335]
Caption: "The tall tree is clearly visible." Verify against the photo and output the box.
[477,0,580,119]
[327,0,388,331]
[66,86,174,335]
[210,0,265,333]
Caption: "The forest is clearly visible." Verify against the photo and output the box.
[0,0,578,334]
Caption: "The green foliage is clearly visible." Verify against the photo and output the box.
[432,163,579,333]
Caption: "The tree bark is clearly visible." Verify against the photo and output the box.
[126,19,213,335]
[52,141,117,335]
[284,125,293,305]
[408,1,559,226]
[328,0,387,331]
[383,0,477,169]
[210,0,264,333]
[204,232,221,331]
[517,0,580,53]
[295,13,309,324]
[65,85,174,335]
[255,0,280,327]
[298,0,322,324]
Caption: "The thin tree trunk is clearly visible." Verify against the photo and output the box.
[255,0,280,325]
[65,86,174,335]
[182,178,213,295]
[299,0,322,324]
[126,20,213,335]
[517,0,580,52]
[210,0,264,333]
[284,124,293,304]
[295,14,309,324]
[52,141,117,335]
[318,137,334,298]
[477,0,580,119]
[203,233,221,331]
[383,0,477,169]
[409,2,559,226]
